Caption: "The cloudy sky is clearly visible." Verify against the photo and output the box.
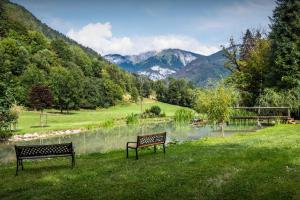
[12,0,276,56]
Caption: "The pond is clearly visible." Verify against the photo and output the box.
[0,122,260,163]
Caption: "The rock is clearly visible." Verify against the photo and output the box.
[72,129,81,134]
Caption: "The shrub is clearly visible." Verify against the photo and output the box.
[142,106,164,118]
[8,103,23,130]
[0,130,12,140]
[126,113,139,125]
[149,106,161,116]
[0,111,13,139]
[174,109,195,125]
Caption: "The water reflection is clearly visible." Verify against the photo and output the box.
[0,122,258,162]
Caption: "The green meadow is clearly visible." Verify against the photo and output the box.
[1,125,300,199]
[15,99,185,134]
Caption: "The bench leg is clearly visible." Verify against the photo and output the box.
[21,160,24,170]
[16,159,19,176]
[163,144,166,154]
[126,146,129,158]
[72,155,75,168]
[154,145,156,153]
[135,148,138,160]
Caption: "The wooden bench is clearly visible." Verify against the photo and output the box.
[15,142,75,175]
[126,132,166,160]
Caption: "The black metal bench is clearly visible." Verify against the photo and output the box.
[126,132,166,160]
[15,142,75,175]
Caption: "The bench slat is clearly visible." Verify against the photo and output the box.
[137,132,166,147]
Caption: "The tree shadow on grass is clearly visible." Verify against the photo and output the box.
[15,160,74,177]
[30,125,50,128]
[46,111,77,115]
[4,135,300,200]
[182,141,300,200]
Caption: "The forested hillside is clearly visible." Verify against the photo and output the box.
[0,0,144,112]
[1,0,98,57]
[0,0,197,135]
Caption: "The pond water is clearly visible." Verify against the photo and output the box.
[0,122,259,163]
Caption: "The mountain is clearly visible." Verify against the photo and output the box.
[105,48,230,85]
[104,49,205,80]
[176,50,231,86]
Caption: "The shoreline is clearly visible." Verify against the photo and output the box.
[7,118,174,142]
[8,129,83,142]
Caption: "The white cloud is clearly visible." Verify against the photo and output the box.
[194,0,276,32]
[67,22,219,56]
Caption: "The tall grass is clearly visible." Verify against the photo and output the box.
[126,113,139,125]
[102,119,115,128]
[174,109,195,125]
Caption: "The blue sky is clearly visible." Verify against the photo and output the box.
[12,0,276,55]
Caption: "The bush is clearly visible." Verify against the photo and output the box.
[126,113,139,125]
[0,129,12,140]
[142,106,164,118]
[174,109,195,125]
[149,106,161,116]
[0,111,13,139]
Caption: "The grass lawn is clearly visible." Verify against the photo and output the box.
[16,99,185,134]
[1,125,300,199]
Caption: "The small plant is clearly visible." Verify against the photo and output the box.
[102,119,115,128]
[174,109,195,125]
[126,113,139,125]
[160,112,166,117]
[0,129,12,140]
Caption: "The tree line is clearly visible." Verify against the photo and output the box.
[222,0,300,115]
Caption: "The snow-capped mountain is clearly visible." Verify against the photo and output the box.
[104,54,131,65]
[104,48,230,85]
[104,49,203,77]
[129,51,158,64]
[139,65,176,80]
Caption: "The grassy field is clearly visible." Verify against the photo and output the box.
[15,99,185,134]
[1,125,300,199]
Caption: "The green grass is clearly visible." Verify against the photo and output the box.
[1,125,300,199]
[15,99,185,134]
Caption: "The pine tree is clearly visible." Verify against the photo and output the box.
[269,0,300,89]
[240,29,254,60]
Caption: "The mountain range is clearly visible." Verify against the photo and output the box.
[104,49,230,86]
[3,0,230,87]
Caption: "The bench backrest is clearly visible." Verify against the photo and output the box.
[137,132,166,147]
[15,143,74,158]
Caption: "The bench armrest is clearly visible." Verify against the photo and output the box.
[126,142,136,146]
